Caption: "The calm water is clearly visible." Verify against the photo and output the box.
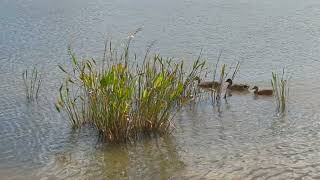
[1,0,320,179]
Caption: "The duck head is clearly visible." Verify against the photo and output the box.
[194,76,201,84]
[225,78,233,86]
[251,86,259,92]
[243,85,250,89]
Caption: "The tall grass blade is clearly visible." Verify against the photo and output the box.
[22,67,42,101]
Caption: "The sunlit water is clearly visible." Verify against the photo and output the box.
[1,0,320,179]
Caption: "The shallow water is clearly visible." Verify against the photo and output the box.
[1,0,320,179]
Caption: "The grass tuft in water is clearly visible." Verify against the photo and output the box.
[271,69,289,114]
[22,67,42,101]
[214,64,227,102]
[55,40,205,142]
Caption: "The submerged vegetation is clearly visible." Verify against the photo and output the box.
[55,40,205,142]
[271,69,289,114]
[22,67,42,101]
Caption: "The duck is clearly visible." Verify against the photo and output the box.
[198,80,220,89]
[224,78,250,98]
[195,77,220,89]
[196,77,250,92]
[225,79,250,92]
[251,86,273,96]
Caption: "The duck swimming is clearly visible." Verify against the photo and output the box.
[223,78,250,98]
[195,77,220,89]
[198,81,220,89]
[196,77,249,92]
[251,86,273,96]
[225,79,250,92]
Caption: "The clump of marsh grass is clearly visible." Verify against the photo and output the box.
[56,79,87,128]
[271,69,289,114]
[55,40,205,142]
[210,51,224,104]
[210,52,240,104]
[179,51,206,103]
[22,67,42,101]
[213,64,227,102]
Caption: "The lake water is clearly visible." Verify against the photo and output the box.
[1,0,320,179]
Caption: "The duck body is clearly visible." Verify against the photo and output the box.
[225,79,250,92]
[229,84,250,92]
[198,81,220,89]
[252,86,273,96]
[197,78,249,92]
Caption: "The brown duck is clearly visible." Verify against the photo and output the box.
[197,78,249,92]
[226,79,250,92]
[251,86,273,96]
[198,80,220,89]
[195,77,220,89]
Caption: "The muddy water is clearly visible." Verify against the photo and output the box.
[1,0,320,179]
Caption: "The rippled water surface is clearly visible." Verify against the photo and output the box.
[1,0,320,179]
